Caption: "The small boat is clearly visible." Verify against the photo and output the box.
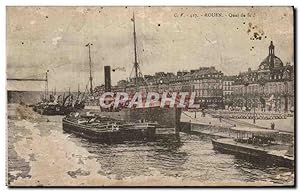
[62,112,167,143]
[33,102,75,115]
[212,127,294,168]
[33,93,85,115]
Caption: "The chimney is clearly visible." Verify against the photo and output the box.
[104,66,111,92]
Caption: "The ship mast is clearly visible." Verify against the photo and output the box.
[45,70,49,100]
[131,12,148,91]
[86,43,93,94]
[132,12,139,90]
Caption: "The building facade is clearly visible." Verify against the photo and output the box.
[113,67,224,109]
[223,76,236,97]
[93,41,294,112]
[184,67,223,108]
[230,41,294,112]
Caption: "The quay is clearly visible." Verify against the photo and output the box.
[212,138,294,168]
[212,127,294,168]
[180,111,294,144]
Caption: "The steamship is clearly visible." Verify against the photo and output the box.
[62,13,182,142]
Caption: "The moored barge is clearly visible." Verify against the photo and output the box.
[212,127,294,168]
[62,112,175,143]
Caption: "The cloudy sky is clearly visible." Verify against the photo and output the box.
[7,6,294,91]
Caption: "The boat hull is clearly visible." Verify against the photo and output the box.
[62,118,156,143]
[212,139,294,168]
[33,105,80,116]
[97,107,182,130]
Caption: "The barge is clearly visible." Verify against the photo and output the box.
[212,127,294,168]
[62,112,177,143]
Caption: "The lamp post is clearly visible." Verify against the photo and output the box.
[258,78,266,112]
[244,81,255,124]
[284,81,288,112]
[244,82,249,111]
[253,97,256,124]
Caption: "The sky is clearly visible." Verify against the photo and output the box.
[6,6,294,91]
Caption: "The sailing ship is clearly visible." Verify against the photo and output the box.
[97,13,182,129]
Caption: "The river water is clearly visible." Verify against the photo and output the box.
[7,114,294,186]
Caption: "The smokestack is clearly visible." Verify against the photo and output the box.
[104,66,111,92]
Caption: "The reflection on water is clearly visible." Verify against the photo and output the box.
[68,131,294,184]
[8,115,294,185]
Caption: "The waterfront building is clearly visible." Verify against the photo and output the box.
[223,75,236,96]
[230,41,294,112]
[223,75,237,108]
[110,67,223,108]
[179,67,223,108]
[94,41,293,112]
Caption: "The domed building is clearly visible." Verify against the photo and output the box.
[256,41,292,82]
[259,41,284,70]
[231,41,294,113]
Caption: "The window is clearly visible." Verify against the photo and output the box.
[279,84,282,93]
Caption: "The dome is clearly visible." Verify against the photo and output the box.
[258,41,284,70]
[259,55,284,70]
